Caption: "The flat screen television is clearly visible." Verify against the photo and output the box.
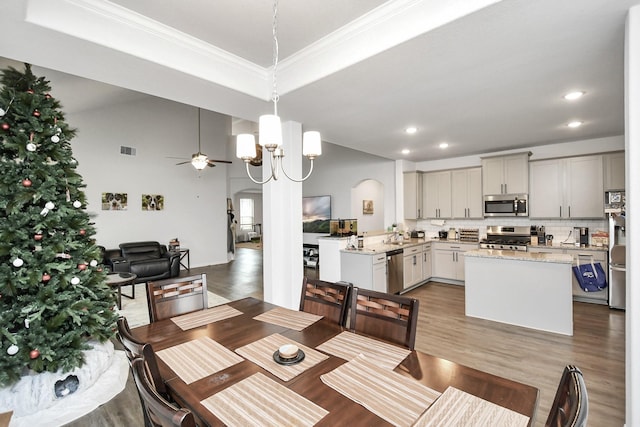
[303,195,331,233]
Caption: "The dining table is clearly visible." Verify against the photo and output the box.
[131,297,539,427]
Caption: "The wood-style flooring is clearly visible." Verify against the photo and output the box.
[65,247,625,426]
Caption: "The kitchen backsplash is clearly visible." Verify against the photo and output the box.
[410,217,607,242]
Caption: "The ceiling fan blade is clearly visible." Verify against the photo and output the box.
[208,159,233,164]
[175,161,191,165]
[206,162,217,167]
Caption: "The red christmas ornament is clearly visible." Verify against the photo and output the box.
[79,229,86,236]
[22,179,32,187]
[34,233,43,241]
[27,89,34,94]
[29,349,40,359]
[33,110,41,118]
[1,123,9,131]
[78,263,87,271]
[45,93,51,99]
[42,273,51,282]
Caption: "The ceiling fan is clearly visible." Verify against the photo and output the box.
[175,108,232,170]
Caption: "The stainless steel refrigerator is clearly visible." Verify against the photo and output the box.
[605,191,626,309]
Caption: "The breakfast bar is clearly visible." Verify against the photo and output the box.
[464,249,574,335]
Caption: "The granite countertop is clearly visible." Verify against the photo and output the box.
[466,249,573,264]
[341,238,481,255]
[530,243,608,252]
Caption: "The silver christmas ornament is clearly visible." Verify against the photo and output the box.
[12,258,24,267]
[7,344,19,356]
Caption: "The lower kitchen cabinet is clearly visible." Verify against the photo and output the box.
[432,242,477,283]
[341,251,388,292]
[422,244,432,281]
[528,246,608,304]
[403,246,423,289]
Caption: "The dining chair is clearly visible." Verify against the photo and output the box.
[115,316,168,398]
[545,365,589,427]
[299,277,352,326]
[349,287,419,350]
[147,274,208,322]
[131,357,197,427]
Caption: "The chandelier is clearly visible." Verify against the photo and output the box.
[235,0,321,184]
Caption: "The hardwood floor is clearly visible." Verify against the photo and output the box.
[404,282,625,426]
[65,248,625,426]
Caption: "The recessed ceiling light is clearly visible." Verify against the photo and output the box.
[401,149,410,155]
[563,91,585,100]
[439,142,449,149]
[405,127,417,134]
[567,121,583,128]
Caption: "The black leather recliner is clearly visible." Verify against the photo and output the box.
[104,241,180,283]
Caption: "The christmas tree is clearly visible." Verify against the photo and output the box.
[0,64,117,386]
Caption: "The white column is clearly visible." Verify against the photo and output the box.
[625,6,640,426]
[262,121,304,309]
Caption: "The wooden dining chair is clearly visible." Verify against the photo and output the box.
[116,316,168,398]
[147,274,208,322]
[545,365,589,427]
[349,288,419,350]
[131,357,197,427]
[299,277,352,326]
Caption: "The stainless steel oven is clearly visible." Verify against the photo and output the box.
[483,194,528,217]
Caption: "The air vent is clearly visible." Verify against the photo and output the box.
[120,146,136,156]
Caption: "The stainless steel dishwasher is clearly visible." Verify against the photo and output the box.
[386,248,404,294]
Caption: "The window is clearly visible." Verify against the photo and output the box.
[239,198,254,231]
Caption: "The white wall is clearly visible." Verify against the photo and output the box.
[625,6,639,426]
[351,179,385,233]
[69,97,232,268]
[301,142,396,244]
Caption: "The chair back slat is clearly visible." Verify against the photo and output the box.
[299,277,351,326]
[147,274,208,322]
[349,288,419,350]
[545,365,589,427]
[131,357,196,427]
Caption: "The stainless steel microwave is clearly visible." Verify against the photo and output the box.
[483,194,528,217]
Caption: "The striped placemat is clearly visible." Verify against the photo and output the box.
[170,305,243,330]
[252,307,323,331]
[315,331,411,370]
[321,354,441,427]
[412,386,530,427]
[201,372,329,427]
[235,333,329,381]
[156,336,244,384]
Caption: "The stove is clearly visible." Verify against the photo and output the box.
[479,225,531,252]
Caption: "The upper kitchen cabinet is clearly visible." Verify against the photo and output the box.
[603,152,625,190]
[451,168,483,219]
[403,171,423,219]
[530,155,604,219]
[423,170,452,219]
[481,152,530,195]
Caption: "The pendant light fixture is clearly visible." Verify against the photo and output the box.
[235,0,321,184]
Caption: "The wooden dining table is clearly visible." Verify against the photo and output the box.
[131,297,539,426]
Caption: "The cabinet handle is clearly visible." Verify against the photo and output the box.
[504,183,507,194]
[413,255,417,265]
[568,206,571,218]
[418,208,421,218]
[559,206,562,217]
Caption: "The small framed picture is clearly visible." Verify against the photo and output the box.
[142,194,164,211]
[363,200,374,215]
[102,192,128,210]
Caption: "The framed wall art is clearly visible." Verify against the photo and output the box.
[101,192,128,210]
[363,200,374,215]
[142,194,164,211]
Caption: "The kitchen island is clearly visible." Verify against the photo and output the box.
[464,249,574,335]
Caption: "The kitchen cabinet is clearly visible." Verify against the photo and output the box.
[481,152,529,195]
[340,251,387,292]
[530,155,604,219]
[403,171,423,219]
[422,171,452,219]
[403,246,423,289]
[528,246,608,304]
[451,167,483,218]
[604,152,625,190]
[422,243,432,281]
[432,242,477,283]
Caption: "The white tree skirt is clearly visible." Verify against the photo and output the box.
[0,340,129,427]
